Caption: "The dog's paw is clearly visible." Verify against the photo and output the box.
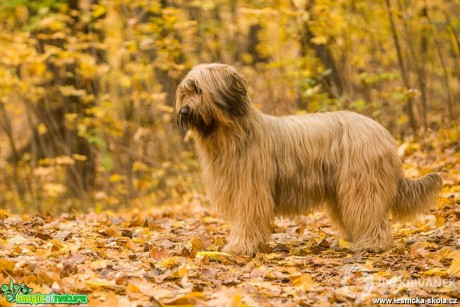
[222,244,243,255]
[222,244,255,256]
[222,243,269,256]
[350,242,392,253]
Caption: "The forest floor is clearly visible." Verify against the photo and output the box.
[0,128,459,306]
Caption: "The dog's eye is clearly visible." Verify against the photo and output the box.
[195,86,202,95]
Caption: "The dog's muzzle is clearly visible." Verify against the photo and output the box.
[177,105,215,137]
[177,106,193,132]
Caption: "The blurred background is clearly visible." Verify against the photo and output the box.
[0,0,458,213]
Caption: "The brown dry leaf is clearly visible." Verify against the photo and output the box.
[98,225,118,237]
[164,292,205,305]
[85,280,123,292]
[150,246,168,260]
[0,259,16,273]
[190,237,205,250]
[88,292,119,307]
[128,214,145,227]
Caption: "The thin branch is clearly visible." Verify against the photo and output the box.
[384,0,418,135]
[424,0,454,122]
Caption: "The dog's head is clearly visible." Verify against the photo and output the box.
[175,63,251,137]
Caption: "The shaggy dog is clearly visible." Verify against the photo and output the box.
[175,63,442,255]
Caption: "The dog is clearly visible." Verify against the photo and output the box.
[175,63,442,255]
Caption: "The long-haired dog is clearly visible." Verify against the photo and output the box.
[175,63,442,255]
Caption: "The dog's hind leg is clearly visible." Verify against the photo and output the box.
[337,175,396,252]
[327,202,354,242]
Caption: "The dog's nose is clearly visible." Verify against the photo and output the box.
[180,106,190,116]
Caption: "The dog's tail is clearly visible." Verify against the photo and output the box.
[392,173,443,221]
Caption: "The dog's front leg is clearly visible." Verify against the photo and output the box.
[223,220,272,256]
[221,192,274,256]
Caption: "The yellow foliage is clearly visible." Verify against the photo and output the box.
[43,183,67,198]
[37,123,47,135]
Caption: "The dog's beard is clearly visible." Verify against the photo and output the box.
[177,109,216,137]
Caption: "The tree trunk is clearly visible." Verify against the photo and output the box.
[300,1,345,99]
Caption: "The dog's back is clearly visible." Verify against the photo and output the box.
[266,111,400,213]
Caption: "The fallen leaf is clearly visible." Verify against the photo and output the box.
[292,274,316,291]
[447,252,460,277]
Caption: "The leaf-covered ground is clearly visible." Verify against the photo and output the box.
[1,129,459,306]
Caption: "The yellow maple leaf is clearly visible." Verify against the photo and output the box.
[448,252,460,277]
[339,237,351,249]
[196,251,233,258]
[292,274,316,291]
[419,268,447,277]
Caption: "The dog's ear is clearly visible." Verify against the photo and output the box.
[183,79,202,95]
[211,67,250,117]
